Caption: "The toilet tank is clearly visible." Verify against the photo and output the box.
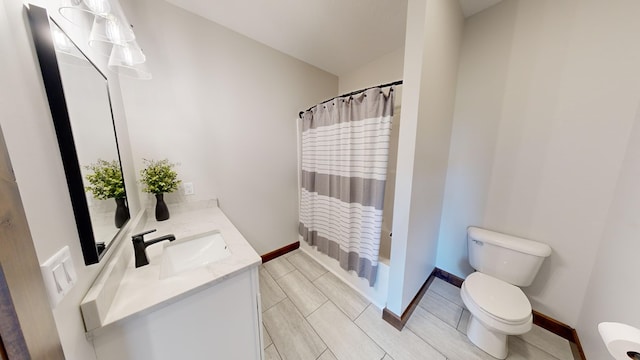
[467,227,552,287]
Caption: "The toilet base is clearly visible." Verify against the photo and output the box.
[467,315,508,359]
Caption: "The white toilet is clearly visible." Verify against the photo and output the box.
[460,226,552,359]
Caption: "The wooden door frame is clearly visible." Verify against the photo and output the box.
[0,264,29,359]
[0,334,8,360]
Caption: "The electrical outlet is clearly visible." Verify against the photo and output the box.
[183,182,194,195]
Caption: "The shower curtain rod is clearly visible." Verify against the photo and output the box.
[298,79,403,118]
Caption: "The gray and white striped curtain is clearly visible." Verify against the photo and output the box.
[299,87,394,286]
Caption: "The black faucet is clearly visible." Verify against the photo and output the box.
[132,229,176,268]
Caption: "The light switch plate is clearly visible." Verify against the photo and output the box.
[41,246,77,308]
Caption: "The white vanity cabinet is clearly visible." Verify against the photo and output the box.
[81,206,264,360]
[93,265,262,360]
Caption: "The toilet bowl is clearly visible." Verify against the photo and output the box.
[461,272,532,359]
[462,227,551,359]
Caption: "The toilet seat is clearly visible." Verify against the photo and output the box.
[461,272,532,336]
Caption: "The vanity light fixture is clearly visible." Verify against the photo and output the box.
[59,0,108,25]
[88,14,135,51]
[58,0,152,80]
[109,41,145,66]
[104,14,134,44]
[108,42,152,80]
[59,0,91,25]
[83,0,110,15]
[60,0,134,48]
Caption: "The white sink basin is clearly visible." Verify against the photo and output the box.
[159,230,231,279]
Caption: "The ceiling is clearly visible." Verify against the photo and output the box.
[165,0,503,76]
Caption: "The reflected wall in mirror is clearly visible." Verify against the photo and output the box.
[28,5,129,265]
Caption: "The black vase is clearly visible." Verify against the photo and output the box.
[114,197,130,228]
[155,193,170,221]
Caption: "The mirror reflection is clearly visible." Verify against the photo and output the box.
[51,21,129,253]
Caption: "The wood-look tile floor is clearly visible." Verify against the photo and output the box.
[260,250,575,360]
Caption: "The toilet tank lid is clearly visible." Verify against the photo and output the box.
[467,227,552,257]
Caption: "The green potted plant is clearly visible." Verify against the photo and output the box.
[84,159,129,228]
[139,158,181,221]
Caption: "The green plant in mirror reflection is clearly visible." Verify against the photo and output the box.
[140,158,181,194]
[84,159,125,200]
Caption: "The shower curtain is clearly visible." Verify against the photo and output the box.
[299,87,394,286]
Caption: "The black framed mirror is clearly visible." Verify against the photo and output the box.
[27,5,130,265]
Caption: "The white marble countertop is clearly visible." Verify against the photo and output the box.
[89,204,261,332]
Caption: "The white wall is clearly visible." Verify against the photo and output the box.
[577,105,640,359]
[0,1,141,359]
[436,0,517,279]
[437,0,640,326]
[386,0,463,316]
[118,0,338,256]
[338,47,404,95]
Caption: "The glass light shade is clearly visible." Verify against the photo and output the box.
[89,14,134,49]
[104,15,134,44]
[108,42,151,80]
[108,41,145,66]
[83,0,110,15]
[59,0,94,25]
